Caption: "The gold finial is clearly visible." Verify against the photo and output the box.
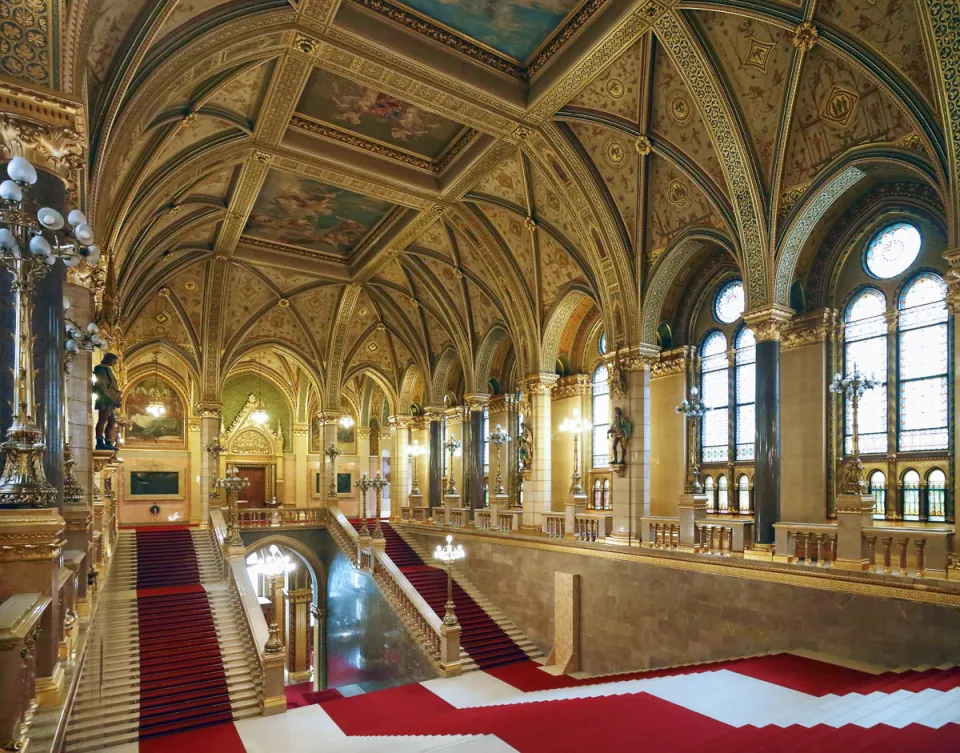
[524,217,537,233]
[265,622,283,653]
[634,135,652,156]
[794,22,818,51]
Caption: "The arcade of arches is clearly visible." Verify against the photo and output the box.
[3,0,960,750]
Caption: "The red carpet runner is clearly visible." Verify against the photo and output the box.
[134,528,234,739]
[350,520,528,669]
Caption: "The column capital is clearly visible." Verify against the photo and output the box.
[317,410,341,425]
[743,304,794,342]
[388,414,413,430]
[423,406,445,420]
[463,393,491,410]
[651,346,695,379]
[519,374,559,394]
[552,374,592,399]
[197,401,221,418]
[943,248,960,314]
[602,343,660,370]
[781,309,838,351]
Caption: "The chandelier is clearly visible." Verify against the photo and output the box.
[338,414,354,430]
[145,354,166,418]
[0,156,100,508]
[250,353,269,425]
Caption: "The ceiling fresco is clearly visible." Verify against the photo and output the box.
[390,0,586,62]
[244,169,395,256]
[296,69,466,160]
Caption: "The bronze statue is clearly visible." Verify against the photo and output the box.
[93,353,121,450]
[607,407,632,466]
[518,422,534,472]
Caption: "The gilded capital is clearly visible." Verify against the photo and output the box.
[463,393,491,411]
[388,414,413,429]
[943,248,960,315]
[743,304,794,342]
[518,373,559,395]
[317,410,342,425]
[552,374,592,399]
[781,309,837,351]
[651,346,694,380]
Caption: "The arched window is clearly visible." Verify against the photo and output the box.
[592,364,610,467]
[703,475,715,513]
[735,328,756,461]
[865,222,922,279]
[592,479,602,509]
[716,474,729,513]
[898,273,948,452]
[700,331,729,463]
[868,470,887,520]
[843,289,888,455]
[927,468,946,522]
[483,479,489,508]
[737,474,751,513]
[602,478,611,510]
[902,469,921,521]
[715,280,745,324]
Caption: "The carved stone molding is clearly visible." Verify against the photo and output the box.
[518,374,559,396]
[552,374,592,400]
[651,346,694,380]
[944,249,960,315]
[743,304,794,342]
[463,393,491,411]
[0,509,66,562]
[388,414,412,430]
[781,309,838,351]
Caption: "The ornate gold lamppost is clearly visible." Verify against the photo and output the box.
[216,464,249,548]
[443,436,461,495]
[558,409,586,496]
[369,473,388,540]
[251,544,295,649]
[489,423,511,498]
[830,364,883,495]
[676,387,706,494]
[433,534,465,626]
[355,473,373,536]
[0,157,100,508]
[205,436,225,495]
[324,443,342,499]
[408,440,426,496]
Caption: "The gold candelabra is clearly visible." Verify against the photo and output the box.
[355,474,373,536]
[369,473,388,539]
[443,437,461,495]
[324,443,342,498]
[215,464,249,548]
[489,424,511,497]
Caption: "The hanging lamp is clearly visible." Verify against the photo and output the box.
[145,354,167,417]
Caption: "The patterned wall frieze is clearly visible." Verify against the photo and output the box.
[774,167,868,306]
[780,309,838,351]
[650,345,693,380]
[297,0,341,31]
[552,373,592,400]
[653,10,768,308]
[0,0,55,88]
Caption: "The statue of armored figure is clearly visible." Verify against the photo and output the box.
[518,422,534,472]
[607,407,632,466]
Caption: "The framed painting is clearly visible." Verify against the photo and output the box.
[336,472,352,495]
[124,376,185,447]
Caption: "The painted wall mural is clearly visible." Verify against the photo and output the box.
[296,70,464,159]
[125,377,186,446]
[396,0,583,61]
[245,169,393,254]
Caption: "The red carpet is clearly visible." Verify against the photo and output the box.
[350,519,528,669]
[134,527,235,740]
[285,682,344,708]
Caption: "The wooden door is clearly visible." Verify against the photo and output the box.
[238,467,266,507]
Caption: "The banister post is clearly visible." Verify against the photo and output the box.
[439,623,462,677]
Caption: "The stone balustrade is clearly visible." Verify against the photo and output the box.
[0,593,51,752]
[642,516,681,549]
[475,509,493,531]
[863,527,954,578]
[574,511,613,542]
[543,512,566,538]
[401,505,431,523]
[237,507,326,528]
[695,523,735,556]
[497,509,523,534]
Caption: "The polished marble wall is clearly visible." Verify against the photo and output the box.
[404,530,960,675]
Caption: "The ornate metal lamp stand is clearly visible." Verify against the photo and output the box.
[559,410,586,496]
[489,424,511,497]
[408,440,425,496]
[369,473,388,539]
[205,436,225,495]
[215,464,249,548]
[676,387,706,494]
[355,473,373,536]
[433,534,465,626]
[324,443,342,499]
[443,437,461,495]
[829,364,883,495]
[251,545,294,650]
[0,156,100,508]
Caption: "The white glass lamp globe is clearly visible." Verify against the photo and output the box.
[29,235,52,256]
[7,157,37,185]
[67,210,87,227]
[74,223,94,244]
[84,245,101,265]
[0,180,23,202]
[71,328,84,340]
[87,322,99,334]
[37,207,64,230]
[44,255,56,265]
[99,341,109,351]
[65,339,79,353]
[64,254,82,268]
[63,295,71,310]
[0,228,20,253]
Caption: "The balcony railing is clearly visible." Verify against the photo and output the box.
[237,507,326,528]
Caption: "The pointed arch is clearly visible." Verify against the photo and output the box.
[540,290,596,373]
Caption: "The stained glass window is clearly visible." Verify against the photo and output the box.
[735,328,756,461]
[843,289,888,455]
[598,331,607,355]
[716,474,729,513]
[902,469,921,520]
[592,364,610,467]
[865,222,922,279]
[869,470,886,520]
[899,274,948,452]
[592,479,602,509]
[602,479,611,510]
[700,331,729,462]
[927,468,946,522]
[703,475,715,513]
[737,474,751,513]
[715,280,745,324]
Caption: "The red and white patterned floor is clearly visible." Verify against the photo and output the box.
[105,654,960,752]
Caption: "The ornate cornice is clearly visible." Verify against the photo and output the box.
[781,309,837,352]
[0,509,65,562]
[552,374,592,400]
[388,414,412,429]
[519,373,560,395]
[651,346,693,380]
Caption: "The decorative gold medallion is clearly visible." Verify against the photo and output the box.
[367,342,378,352]
[154,312,169,324]
[744,38,775,72]
[277,298,290,308]
[184,281,198,292]
[358,307,368,316]
[605,140,626,165]
[667,180,688,206]
[606,79,625,99]
[670,96,690,122]
[821,85,859,126]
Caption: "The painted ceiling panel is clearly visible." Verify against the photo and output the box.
[222,264,278,346]
[289,284,343,357]
[479,202,537,304]
[168,261,208,339]
[87,0,151,81]
[239,305,315,355]
[126,295,194,355]
[538,231,587,316]
[529,162,581,251]
[205,59,276,123]
[568,38,645,122]
[473,150,528,209]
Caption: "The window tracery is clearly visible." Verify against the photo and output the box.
[592,364,609,468]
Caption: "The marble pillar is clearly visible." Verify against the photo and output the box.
[520,375,557,528]
[744,306,793,546]
[464,395,489,511]
[429,414,442,508]
[389,416,410,520]
[944,249,959,524]
[199,407,221,521]
[294,424,309,508]
[286,587,312,681]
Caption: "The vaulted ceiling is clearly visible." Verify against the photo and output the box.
[12,0,957,413]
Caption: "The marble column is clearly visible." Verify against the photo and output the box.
[428,413,442,507]
[198,405,221,521]
[388,415,410,519]
[463,394,489,511]
[944,249,959,525]
[743,306,793,545]
[286,587,313,681]
[0,264,12,439]
[519,375,558,528]
[319,412,340,501]
[357,428,371,483]
[312,605,328,691]
[294,424,309,508]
